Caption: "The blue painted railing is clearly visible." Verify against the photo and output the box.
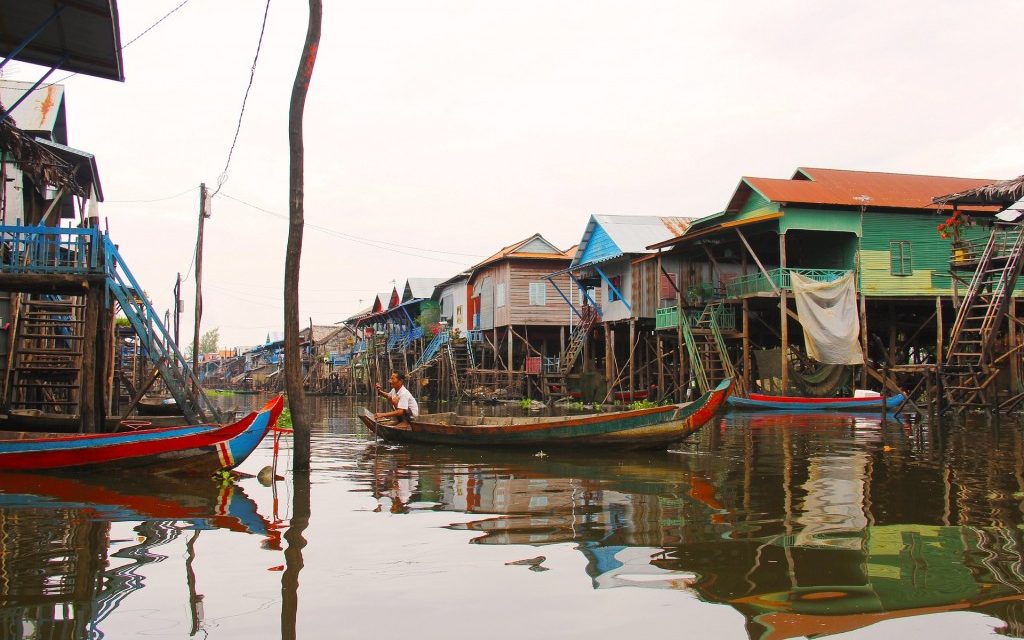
[411,330,449,371]
[103,237,220,424]
[0,224,102,274]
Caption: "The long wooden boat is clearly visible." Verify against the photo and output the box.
[0,396,284,474]
[727,392,905,411]
[360,379,732,449]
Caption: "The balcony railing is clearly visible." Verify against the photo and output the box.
[655,304,736,331]
[0,225,103,274]
[726,268,850,298]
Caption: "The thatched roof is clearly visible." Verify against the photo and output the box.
[933,174,1024,208]
[0,106,88,198]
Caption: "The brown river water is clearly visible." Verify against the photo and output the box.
[3,395,1024,639]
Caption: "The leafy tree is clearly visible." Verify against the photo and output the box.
[185,328,220,359]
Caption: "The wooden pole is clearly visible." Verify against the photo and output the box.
[285,0,321,471]
[191,183,208,393]
[628,318,635,399]
[859,293,869,388]
[779,232,788,395]
[80,286,101,432]
[676,286,685,401]
[742,298,750,394]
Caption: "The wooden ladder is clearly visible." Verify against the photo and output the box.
[682,302,742,395]
[942,222,1024,411]
[560,305,599,375]
[8,294,86,415]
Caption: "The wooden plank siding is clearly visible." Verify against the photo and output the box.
[470,259,575,329]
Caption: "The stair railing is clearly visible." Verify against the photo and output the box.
[103,237,220,424]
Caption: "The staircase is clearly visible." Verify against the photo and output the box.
[410,330,449,372]
[444,337,474,395]
[682,302,742,395]
[942,222,1024,411]
[560,305,600,375]
[103,238,220,424]
[7,294,85,415]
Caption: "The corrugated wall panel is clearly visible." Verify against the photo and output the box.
[578,222,622,265]
[860,212,996,297]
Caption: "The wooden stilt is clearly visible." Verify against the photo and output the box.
[742,298,750,394]
[860,294,869,388]
[779,233,788,395]
[628,319,635,400]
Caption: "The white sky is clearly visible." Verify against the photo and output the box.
[6,0,1024,348]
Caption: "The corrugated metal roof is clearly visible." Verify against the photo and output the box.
[403,277,445,301]
[470,233,569,272]
[0,0,124,82]
[35,137,102,201]
[572,215,694,267]
[742,168,998,212]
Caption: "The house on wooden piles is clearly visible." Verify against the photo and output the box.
[433,271,471,336]
[544,215,693,403]
[300,324,357,393]
[440,233,575,399]
[648,167,1002,404]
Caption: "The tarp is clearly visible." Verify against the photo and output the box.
[790,272,864,365]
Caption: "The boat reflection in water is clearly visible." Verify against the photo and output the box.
[359,411,1024,639]
[0,473,279,639]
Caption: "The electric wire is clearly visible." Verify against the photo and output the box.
[210,0,273,198]
[44,0,194,86]
[219,192,486,262]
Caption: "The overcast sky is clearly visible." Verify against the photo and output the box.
[6,0,1024,348]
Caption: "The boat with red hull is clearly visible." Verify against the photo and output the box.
[0,396,284,474]
[360,379,732,449]
[727,392,905,411]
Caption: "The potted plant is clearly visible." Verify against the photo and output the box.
[938,210,971,264]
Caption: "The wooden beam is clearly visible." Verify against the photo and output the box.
[735,228,779,294]
[780,232,788,395]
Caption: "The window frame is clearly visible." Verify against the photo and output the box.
[889,240,912,276]
[529,281,546,306]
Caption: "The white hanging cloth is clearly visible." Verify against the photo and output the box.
[790,271,864,365]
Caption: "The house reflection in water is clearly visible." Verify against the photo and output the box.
[361,415,1024,639]
[0,474,277,639]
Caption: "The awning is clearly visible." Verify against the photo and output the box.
[0,0,124,82]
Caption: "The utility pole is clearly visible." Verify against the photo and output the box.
[174,272,182,349]
[192,183,209,392]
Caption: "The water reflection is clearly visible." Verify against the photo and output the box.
[355,411,1024,638]
[0,473,280,639]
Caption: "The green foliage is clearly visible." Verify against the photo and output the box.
[115,316,131,328]
[565,401,585,410]
[629,399,658,410]
[184,328,220,360]
[518,398,533,409]
[277,407,293,431]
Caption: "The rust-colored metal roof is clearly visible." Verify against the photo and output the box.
[470,233,570,272]
[741,168,999,212]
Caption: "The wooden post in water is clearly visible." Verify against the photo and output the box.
[284,0,321,471]
[80,285,102,432]
[742,298,750,394]
[628,319,635,401]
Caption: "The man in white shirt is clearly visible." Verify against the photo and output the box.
[374,371,420,426]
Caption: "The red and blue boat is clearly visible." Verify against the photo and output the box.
[0,396,284,474]
[360,379,732,449]
[727,392,905,411]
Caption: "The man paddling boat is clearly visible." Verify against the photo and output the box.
[374,372,420,427]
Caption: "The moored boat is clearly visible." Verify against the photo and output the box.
[0,396,284,474]
[727,392,905,411]
[360,379,732,449]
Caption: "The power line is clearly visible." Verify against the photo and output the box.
[104,186,198,204]
[45,0,194,86]
[210,0,272,198]
[219,192,486,262]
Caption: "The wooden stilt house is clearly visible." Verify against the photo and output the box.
[544,215,693,403]
[463,234,575,398]
[649,167,1002,403]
